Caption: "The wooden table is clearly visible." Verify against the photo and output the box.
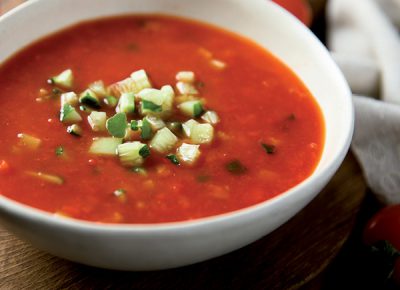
[0,1,368,289]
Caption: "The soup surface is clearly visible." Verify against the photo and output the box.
[0,15,324,223]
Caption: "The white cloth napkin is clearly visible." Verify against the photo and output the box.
[327,0,400,204]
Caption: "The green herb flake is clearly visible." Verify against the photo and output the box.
[106,113,127,138]
[139,145,151,158]
[142,100,162,112]
[113,189,126,196]
[261,143,276,155]
[127,43,139,51]
[197,175,210,183]
[131,120,139,131]
[193,102,204,118]
[130,167,147,176]
[141,118,152,140]
[288,113,296,121]
[166,154,180,165]
[55,146,64,156]
[226,160,247,175]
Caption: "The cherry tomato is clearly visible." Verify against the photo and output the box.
[272,0,312,26]
[364,205,400,250]
[364,205,400,285]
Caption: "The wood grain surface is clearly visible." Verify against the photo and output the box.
[0,1,366,289]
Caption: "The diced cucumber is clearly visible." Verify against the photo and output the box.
[117,92,135,114]
[88,111,107,132]
[145,116,165,131]
[140,118,153,140]
[176,81,199,95]
[150,127,178,154]
[48,69,74,89]
[25,171,64,185]
[130,120,140,131]
[79,89,101,108]
[130,69,152,92]
[104,96,118,108]
[177,143,201,165]
[138,86,174,117]
[176,71,195,83]
[178,100,204,118]
[201,110,220,125]
[106,113,128,138]
[67,124,82,137]
[89,80,107,97]
[117,141,149,167]
[17,133,42,150]
[182,119,199,137]
[89,137,122,156]
[191,123,214,144]
[61,92,78,106]
[60,104,82,124]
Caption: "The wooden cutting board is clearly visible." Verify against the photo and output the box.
[0,0,364,289]
[0,152,366,290]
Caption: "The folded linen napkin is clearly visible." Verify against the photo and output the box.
[327,0,400,204]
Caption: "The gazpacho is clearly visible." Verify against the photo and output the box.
[0,15,324,223]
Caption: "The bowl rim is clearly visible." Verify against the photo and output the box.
[0,0,354,233]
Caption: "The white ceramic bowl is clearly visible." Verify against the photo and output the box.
[0,0,353,271]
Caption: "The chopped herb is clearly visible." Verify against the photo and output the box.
[166,154,180,165]
[127,43,139,51]
[196,81,205,88]
[106,113,127,138]
[55,146,64,156]
[261,143,276,154]
[131,167,147,176]
[197,175,210,183]
[131,120,139,131]
[226,160,247,175]
[139,145,151,158]
[142,100,162,112]
[141,118,152,140]
[193,102,204,118]
[288,113,296,121]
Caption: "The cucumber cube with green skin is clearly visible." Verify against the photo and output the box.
[60,104,82,124]
[150,127,178,154]
[178,100,204,118]
[117,141,149,167]
[79,89,101,108]
[88,111,107,132]
[89,137,123,156]
[104,96,118,108]
[117,93,135,114]
[138,86,175,117]
[177,143,201,165]
[49,69,74,89]
[176,81,199,95]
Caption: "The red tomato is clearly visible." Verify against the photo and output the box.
[272,0,312,26]
[364,205,400,285]
[364,205,400,250]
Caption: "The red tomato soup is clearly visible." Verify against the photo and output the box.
[0,15,324,223]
